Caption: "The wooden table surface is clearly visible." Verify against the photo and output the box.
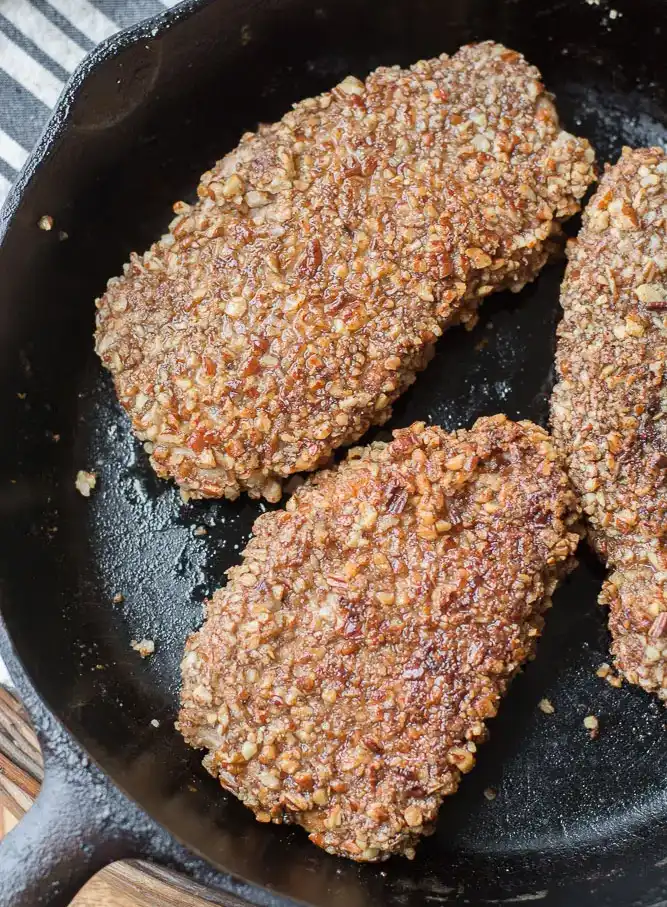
[0,685,214,907]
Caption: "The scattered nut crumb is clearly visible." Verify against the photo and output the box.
[193,526,208,537]
[150,718,160,728]
[38,215,53,231]
[596,662,623,687]
[131,638,155,658]
[584,715,599,738]
[112,592,124,604]
[483,787,497,801]
[58,230,68,241]
[538,698,555,714]
[75,470,97,497]
[16,392,26,400]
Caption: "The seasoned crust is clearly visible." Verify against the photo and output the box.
[95,42,594,502]
[177,415,580,861]
[551,147,667,700]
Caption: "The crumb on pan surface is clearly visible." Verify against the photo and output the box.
[131,638,155,658]
[95,41,595,502]
[177,415,581,861]
[551,146,667,702]
[75,470,97,497]
[583,715,600,739]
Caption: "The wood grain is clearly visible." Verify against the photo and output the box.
[0,686,214,907]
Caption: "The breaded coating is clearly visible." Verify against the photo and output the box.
[178,416,580,861]
[552,147,667,701]
[95,42,594,502]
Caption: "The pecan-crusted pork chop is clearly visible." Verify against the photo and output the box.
[552,147,667,701]
[177,416,580,861]
[95,42,594,502]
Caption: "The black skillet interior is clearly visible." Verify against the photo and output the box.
[2,0,667,904]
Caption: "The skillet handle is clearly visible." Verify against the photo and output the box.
[0,683,141,907]
[0,751,138,907]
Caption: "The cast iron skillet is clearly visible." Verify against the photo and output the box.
[2,0,667,904]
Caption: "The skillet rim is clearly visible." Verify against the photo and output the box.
[0,0,210,243]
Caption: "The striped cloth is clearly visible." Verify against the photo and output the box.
[0,0,180,206]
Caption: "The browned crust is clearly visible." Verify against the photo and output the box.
[177,415,580,860]
[95,42,594,501]
[551,147,667,700]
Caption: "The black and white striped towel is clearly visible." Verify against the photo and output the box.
[0,0,179,207]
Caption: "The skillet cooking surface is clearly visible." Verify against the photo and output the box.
[3,0,667,904]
